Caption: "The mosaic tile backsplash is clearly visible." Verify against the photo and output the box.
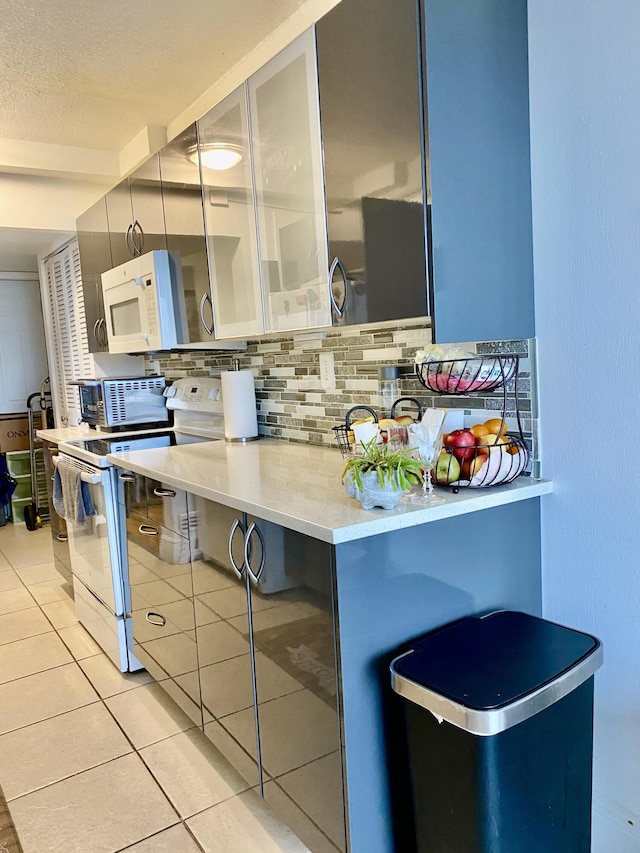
[146,321,539,475]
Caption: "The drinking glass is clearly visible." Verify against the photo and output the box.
[410,435,445,505]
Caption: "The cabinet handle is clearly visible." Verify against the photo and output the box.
[329,256,347,319]
[132,220,143,256]
[119,473,136,483]
[199,291,214,336]
[98,318,109,348]
[126,223,135,257]
[56,533,68,542]
[145,611,166,627]
[153,487,176,498]
[92,318,101,344]
[138,524,159,536]
[228,517,245,579]
[244,521,265,584]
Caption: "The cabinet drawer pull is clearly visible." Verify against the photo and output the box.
[119,473,136,483]
[228,517,245,579]
[56,533,68,542]
[146,611,166,627]
[244,521,265,584]
[153,487,176,498]
[138,524,159,536]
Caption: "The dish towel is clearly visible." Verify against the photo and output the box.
[52,460,96,526]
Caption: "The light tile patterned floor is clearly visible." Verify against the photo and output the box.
[0,523,309,853]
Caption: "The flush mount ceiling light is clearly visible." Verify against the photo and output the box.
[188,142,244,171]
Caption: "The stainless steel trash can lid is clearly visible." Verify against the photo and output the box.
[390,611,603,736]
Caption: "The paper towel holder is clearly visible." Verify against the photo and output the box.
[222,361,260,443]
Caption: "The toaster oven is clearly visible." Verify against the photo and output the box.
[72,376,170,430]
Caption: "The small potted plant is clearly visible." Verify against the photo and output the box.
[342,439,424,510]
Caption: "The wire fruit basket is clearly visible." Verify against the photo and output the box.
[332,406,379,458]
[414,354,529,490]
[415,354,518,394]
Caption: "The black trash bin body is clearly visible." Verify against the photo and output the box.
[390,611,603,853]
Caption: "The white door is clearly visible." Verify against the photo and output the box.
[0,276,49,413]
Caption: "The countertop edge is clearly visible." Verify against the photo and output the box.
[106,444,552,545]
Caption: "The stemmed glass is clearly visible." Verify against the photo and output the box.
[410,432,445,505]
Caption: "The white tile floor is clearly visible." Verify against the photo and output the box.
[0,522,310,853]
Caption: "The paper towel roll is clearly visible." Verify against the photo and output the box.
[221,370,258,441]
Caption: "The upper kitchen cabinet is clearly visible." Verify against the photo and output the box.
[422,0,534,343]
[76,196,112,352]
[316,0,428,327]
[248,30,331,334]
[197,87,264,339]
[106,155,167,267]
[158,124,214,346]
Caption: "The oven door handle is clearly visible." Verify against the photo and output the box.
[81,472,102,485]
[52,455,101,484]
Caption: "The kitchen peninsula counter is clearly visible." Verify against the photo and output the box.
[108,437,551,852]
[107,437,551,544]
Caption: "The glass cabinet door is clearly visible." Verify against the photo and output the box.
[159,123,214,345]
[248,29,331,334]
[197,85,264,339]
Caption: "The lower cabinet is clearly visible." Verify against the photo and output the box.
[126,507,202,726]
[188,494,347,853]
[122,480,346,851]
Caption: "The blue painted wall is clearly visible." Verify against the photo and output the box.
[528,1,640,848]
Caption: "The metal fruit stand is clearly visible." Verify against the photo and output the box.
[413,354,529,490]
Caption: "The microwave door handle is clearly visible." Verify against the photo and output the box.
[199,291,214,336]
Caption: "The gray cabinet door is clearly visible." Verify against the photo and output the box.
[105,179,135,267]
[76,196,112,352]
[422,0,534,342]
[159,124,213,345]
[128,154,167,256]
[127,508,202,726]
[316,0,428,327]
[188,494,262,789]
[245,517,346,853]
[106,155,167,267]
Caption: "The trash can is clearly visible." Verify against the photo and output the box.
[390,610,603,852]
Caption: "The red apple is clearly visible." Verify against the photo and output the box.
[445,428,476,461]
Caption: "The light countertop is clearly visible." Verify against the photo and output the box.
[36,426,108,443]
[107,438,552,545]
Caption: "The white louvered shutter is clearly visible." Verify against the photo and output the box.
[41,241,90,425]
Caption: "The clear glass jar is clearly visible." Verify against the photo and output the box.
[378,366,401,417]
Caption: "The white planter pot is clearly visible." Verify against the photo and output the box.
[344,470,405,510]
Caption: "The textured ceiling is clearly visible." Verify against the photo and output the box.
[0,0,306,150]
[0,0,313,257]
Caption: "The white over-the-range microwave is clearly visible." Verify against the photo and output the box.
[101,250,187,353]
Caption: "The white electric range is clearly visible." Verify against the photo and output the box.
[57,377,225,671]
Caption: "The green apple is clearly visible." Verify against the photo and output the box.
[434,451,460,484]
